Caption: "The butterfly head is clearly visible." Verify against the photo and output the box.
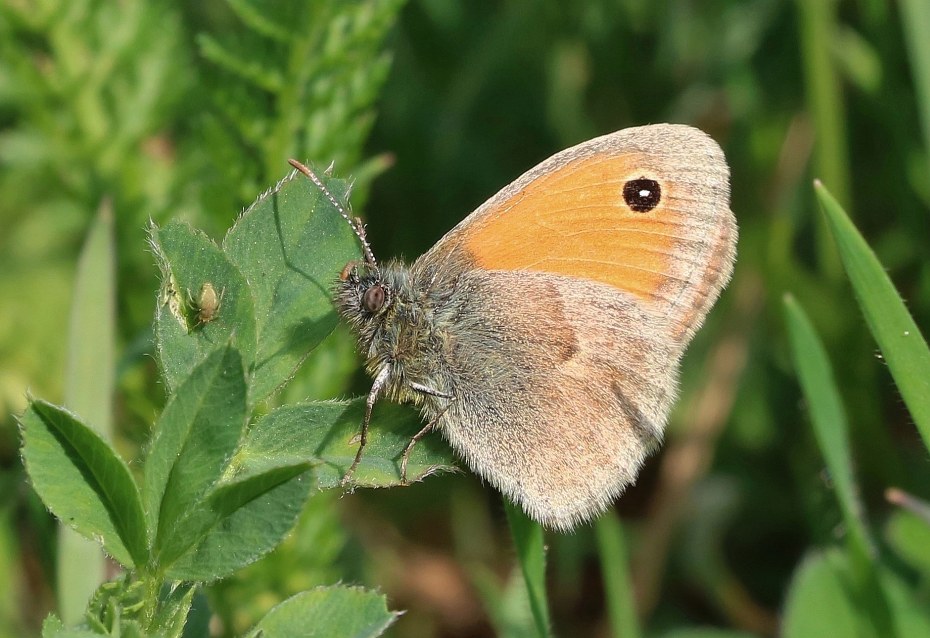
[335,258,417,356]
[337,259,391,316]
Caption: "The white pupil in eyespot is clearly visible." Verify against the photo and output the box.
[639,189,651,198]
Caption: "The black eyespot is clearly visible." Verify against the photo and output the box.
[362,285,385,313]
[622,178,662,212]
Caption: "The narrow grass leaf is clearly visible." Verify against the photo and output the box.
[223,166,362,404]
[594,512,640,638]
[59,201,116,623]
[815,182,930,449]
[470,563,538,638]
[794,0,847,277]
[900,0,930,176]
[783,295,872,560]
[504,501,551,638]
[143,347,247,570]
[249,586,399,638]
[0,506,17,631]
[784,294,896,637]
[19,400,147,568]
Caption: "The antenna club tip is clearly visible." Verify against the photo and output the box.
[288,158,312,176]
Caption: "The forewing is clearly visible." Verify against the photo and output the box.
[421,123,736,349]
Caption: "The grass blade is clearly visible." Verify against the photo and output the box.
[900,0,930,175]
[783,295,872,561]
[504,501,551,638]
[59,202,117,623]
[794,0,848,277]
[815,181,930,450]
[783,294,895,637]
[594,512,640,638]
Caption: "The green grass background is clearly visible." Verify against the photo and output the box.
[2,0,930,636]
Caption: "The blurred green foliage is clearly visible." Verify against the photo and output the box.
[3,0,930,636]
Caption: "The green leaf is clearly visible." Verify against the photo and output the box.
[84,573,147,635]
[40,615,65,638]
[885,509,930,576]
[249,586,399,638]
[19,400,148,568]
[60,200,116,623]
[150,221,257,395]
[163,462,313,582]
[659,630,759,638]
[504,502,551,638]
[878,561,930,637]
[470,562,538,638]
[782,548,929,638]
[795,0,848,277]
[233,399,456,488]
[181,588,210,638]
[594,512,640,638]
[223,166,362,404]
[815,181,930,450]
[157,397,457,580]
[41,613,100,638]
[783,295,897,637]
[143,347,247,571]
[900,0,930,178]
[64,201,116,442]
[783,295,873,564]
[152,582,197,638]
[783,550,863,638]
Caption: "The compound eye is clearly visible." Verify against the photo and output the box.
[362,285,385,313]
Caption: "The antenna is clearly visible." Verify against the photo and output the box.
[287,159,378,268]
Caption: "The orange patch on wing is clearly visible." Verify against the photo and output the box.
[462,153,685,301]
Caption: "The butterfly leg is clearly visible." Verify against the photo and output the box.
[400,381,454,483]
[343,366,391,485]
[400,402,452,484]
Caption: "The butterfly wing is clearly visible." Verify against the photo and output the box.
[419,124,736,349]
[420,269,677,529]
[409,124,736,528]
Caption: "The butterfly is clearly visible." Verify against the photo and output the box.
[291,123,736,530]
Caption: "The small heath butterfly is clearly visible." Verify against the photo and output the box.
[290,123,736,530]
